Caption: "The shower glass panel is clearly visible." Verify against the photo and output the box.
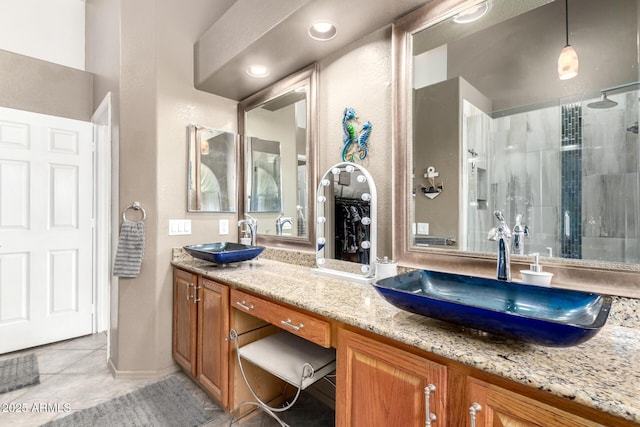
[462,89,640,264]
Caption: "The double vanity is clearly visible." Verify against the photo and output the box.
[172,249,640,426]
[174,1,640,425]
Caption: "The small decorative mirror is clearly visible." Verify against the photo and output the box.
[188,125,237,212]
[313,162,377,283]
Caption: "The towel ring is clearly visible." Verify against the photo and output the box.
[123,201,147,222]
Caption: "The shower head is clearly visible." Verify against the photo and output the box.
[587,92,618,109]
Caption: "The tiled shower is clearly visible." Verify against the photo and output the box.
[465,90,640,264]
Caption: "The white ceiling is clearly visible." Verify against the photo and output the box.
[194,0,434,100]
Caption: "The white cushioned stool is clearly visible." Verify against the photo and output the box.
[230,330,336,427]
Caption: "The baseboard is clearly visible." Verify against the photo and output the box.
[107,358,180,379]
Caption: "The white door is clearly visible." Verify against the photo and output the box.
[0,106,93,353]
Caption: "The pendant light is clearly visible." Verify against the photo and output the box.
[558,0,579,80]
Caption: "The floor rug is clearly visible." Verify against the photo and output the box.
[42,376,213,427]
[0,353,40,394]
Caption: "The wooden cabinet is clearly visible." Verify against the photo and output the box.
[173,269,229,406]
[197,277,229,406]
[231,288,331,347]
[336,328,447,427]
[465,377,602,427]
[174,267,633,427]
[173,268,197,375]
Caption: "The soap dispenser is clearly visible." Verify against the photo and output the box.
[520,253,553,286]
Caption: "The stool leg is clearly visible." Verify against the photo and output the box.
[229,329,314,427]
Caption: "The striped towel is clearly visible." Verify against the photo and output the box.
[113,220,145,277]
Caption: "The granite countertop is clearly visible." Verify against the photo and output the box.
[172,255,640,424]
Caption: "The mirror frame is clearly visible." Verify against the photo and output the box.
[238,63,318,251]
[314,161,378,283]
[392,0,640,298]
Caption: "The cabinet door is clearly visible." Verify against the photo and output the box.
[466,378,602,427]
[197,278,230,407]
[337,328,447,427]
[173,268,197,376]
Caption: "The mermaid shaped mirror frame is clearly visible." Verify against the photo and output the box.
[313,162,377,284]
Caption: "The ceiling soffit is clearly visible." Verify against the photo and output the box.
[195,0,433,100]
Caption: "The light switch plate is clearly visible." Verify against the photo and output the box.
[169,219,192,235]
[219,219,229,235]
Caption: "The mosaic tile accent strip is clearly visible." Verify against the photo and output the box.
[561,104,582,259]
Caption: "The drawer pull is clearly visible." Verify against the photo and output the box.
[236,300,254,311]
[424,384,436,426]
[469,403,482,427]
[193,286,202,303]
[280,318,304,331]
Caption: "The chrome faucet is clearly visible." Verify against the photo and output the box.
[237,214,257,246]
[275,213,293,236]
[512,213,529,255]
[488,211,512,281]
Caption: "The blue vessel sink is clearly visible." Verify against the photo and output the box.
[184,242,264,265]
[374,270,612,347]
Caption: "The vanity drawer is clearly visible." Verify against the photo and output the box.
[231,289,331,348]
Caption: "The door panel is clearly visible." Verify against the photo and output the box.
[0,106,93,353]
[0,253,28,323]
[0,161,29,228]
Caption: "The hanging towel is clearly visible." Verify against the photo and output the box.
[113,220,145,277]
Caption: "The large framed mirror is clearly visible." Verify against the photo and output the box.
[238,64,318,249]
[393,0,640,297]
[188,125,237,212]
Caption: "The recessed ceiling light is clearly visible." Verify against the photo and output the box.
[453,1,489,24]
[309,21,337,41]
[247,65,270,78]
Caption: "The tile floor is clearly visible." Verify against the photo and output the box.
[0,333,334,427]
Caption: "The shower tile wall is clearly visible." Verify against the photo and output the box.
[581,91,640,263]
[482,107,562,257]
[464,90,640,264]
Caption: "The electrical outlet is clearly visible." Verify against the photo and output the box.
[417,222,430,235]
[219,219,229,235]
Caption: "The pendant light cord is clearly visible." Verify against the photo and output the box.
[565,0,570,46]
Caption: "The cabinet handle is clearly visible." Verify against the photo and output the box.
[424,384,436,427]
[186,283,193,301]
[236,300,254,311]
[280,318,304,331]
[469,403,482,427]
[193,286,201,303]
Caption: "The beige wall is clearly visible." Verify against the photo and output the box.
[84,0,397,375]
[85,0,122,366]
[0,49,93,121]
[414,78,460,244]
[318,26,394,259]
[86,0,237,374]
[155,0,237,373]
